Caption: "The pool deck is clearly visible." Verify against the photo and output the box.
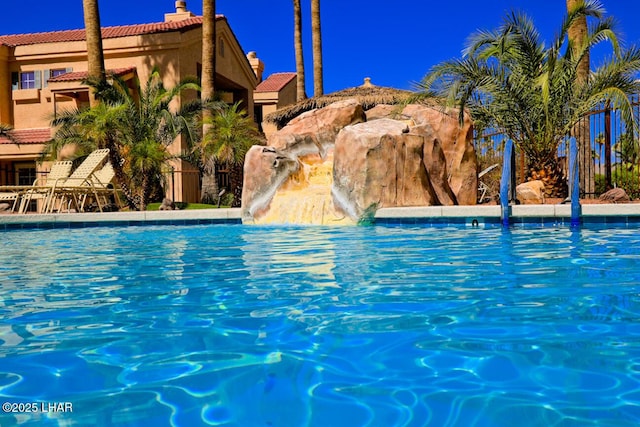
[1,203,640,229]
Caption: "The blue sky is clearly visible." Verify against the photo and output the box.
[3,1,640,95]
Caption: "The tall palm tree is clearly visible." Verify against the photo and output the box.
[192,102,264,207]
[47,69,202,210]
[293,0,307,101]
[201,0,219,203]
[201,0,216,104]
[418,0,640,197]
[567,0,593,195]
[311,0,323,97]
[82,0,106,107]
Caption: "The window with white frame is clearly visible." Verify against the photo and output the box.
[20,71,36,89]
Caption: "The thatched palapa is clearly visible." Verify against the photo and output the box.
[264,77,416,128]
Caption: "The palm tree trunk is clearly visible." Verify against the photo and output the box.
[202,0,216,104]
[293,0,307,101]
[230,162,243,207]
[107,148,137,210]
[528,156,568,198]
[311,0,323,97]
[567,0,593,197]
[140,173,150,211]
[82,0,106,107]
[201,0,219,202]
[200,157,218,204]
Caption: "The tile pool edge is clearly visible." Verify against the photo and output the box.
[0,209,243,229]
[374,204,640,226]
[1,204,639,229]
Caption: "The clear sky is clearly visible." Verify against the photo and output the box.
[3,1,640,95]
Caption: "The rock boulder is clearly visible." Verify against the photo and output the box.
[516,180,546,204]
[241,100,478,224]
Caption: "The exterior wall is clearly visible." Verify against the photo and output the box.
[255,78,297,138]
[0,45,11,124]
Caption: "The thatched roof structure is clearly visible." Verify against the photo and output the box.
[264,77,418,128]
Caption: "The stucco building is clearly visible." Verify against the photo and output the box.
[0,1,294,205]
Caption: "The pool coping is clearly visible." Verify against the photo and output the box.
[0,203,639,228]
[0,209,243,229]
[373,204,640,226]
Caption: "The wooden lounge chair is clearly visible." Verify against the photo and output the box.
[44,148,110,213]
[0,160,74,213]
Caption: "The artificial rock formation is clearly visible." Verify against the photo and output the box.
[241,99,478,224]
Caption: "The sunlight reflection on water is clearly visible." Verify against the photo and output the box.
[0,224,640,426]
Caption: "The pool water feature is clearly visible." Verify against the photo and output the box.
[1,224,640,426]
[252,153,354,226]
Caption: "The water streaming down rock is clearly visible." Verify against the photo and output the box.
[253,153,355,225]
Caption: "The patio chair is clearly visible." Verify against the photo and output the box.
[478,163,499,204]
[44,148,110,213]
[77,162,121,211]
[0,192,21,212]
[0,160,74,213]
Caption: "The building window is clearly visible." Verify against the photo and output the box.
[43,68,72,88]
[20,72,36,89]
[11,70,42,90]
[14,162,36,186]
[50,69,67,78]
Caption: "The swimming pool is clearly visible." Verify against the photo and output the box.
[1,223,640,426]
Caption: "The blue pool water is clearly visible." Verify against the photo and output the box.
[1,223,640,426]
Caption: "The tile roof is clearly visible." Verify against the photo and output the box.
[255,73,297,92]
[0,15,224,47]
[48,67,137,83]
[0,128,51,145]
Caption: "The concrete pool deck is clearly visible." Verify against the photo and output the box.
[1,203,640,229]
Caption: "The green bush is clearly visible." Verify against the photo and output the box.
[220,192,235,207]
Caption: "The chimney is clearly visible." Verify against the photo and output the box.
[165,1,195,22]
[247,51,265,83]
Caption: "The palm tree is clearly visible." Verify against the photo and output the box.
[293,0,307,101]
[311,0,323,97]
[418,1,640,197]
[201,0,216,104]
[567,0,593,195]
[47,69,202,210]
[192,102,264,207]
[614,131,639,169]
[82,0,106,107]
[201,0,219,203]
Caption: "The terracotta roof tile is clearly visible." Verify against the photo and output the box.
[48,67,137,83]
[255,73,297,93]
[0,16,224,47]
[0,128,51,145]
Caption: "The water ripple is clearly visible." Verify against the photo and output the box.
[1,224,640,426]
